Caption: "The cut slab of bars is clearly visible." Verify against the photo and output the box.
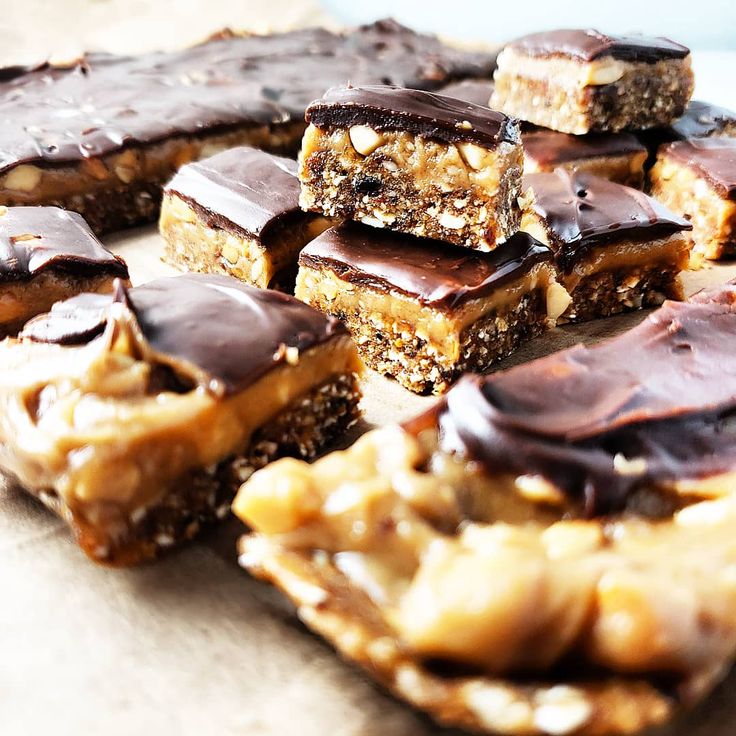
[234,282,736,736]
[0,205,128,336]
[299,84,523,251]
[295,221,567,394]
[650,138,736,260]
[160,147,332,290]
[492,29,694,134]
[521,169,692,321]
[0,274,362,564]
[522,129,647,188]
[0,20,495,234]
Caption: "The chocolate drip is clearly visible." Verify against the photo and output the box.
[422,282,736,514]
[165,147,302,239]
[661,138,736,200]
[21,273,347,396]
[507,29,689,63]
[0,206,127,282]
[524,170,691,271]
[299,222,552,309]
[306,85,519,149]
[0,20,495,175]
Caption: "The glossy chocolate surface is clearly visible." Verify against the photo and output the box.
[523,129,645,166]
[507,29,689,62]
[671,100,736,139]
[306,84,520,149]
[425,282,736,514]
[0,20,495,175]
[0,206,127,281]
[299,221,552,309]
[165,147,304,239]
[524,170,691,270]
[22,274,347,396]
[437,79,494,107]
[661,138,736,200]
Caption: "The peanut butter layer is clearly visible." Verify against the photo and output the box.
[233,282,736,736]
[0,274,361,562]
[0,21,494,232]
[492,31,694,134]
[299,88,522,250]
[296,225,568,393]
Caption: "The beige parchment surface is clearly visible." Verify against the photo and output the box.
[3,3,736,735]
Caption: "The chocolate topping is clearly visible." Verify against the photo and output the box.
[299,221,552,309]
[671,100,736,140]
[506,29,690,63]
[306,85,520,149]
[165,147,304,240]
[0,20,495,175]
[423,282,736,514]
[661,138,736,200]
[21,273,347,396]
[524,170,691,271]
[522,129,645,167]
[438,79,494,107]
[0,206,127,282]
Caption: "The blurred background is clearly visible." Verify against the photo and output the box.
[2,0,735,105]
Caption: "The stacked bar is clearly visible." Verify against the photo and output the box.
[0,273,362,564]
[297,84,568,393]
[234,282,736,736]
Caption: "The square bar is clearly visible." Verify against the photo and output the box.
[522,129,647,188]
[295,221,567,394]
[160,147,332,290]
[0,274,362,564]
[299,85,523,251]
[521,169,692,321]
[649,138,736,259]
[0,205,128,336]
[491,29,694,134]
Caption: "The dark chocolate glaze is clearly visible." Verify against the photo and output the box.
[21,273,348,396]
[437,79,494,107]
[299,221,552,309]
[306,84,520,149]
[524,170,691,271]
[415,282,736,514]
[165,146,303,239]
[661,138,736,200]
[506,29,690,63]
[522,129,645,166]
[0,20,496,175]
[0,206,127,282]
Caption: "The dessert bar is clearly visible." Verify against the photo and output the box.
[521,169,692,320]
[650,138,736,259]
[0,274,361,564]
[299,85,522,250]
[235,282,736,736]
[0,20,494,234]
[0,205,128,336]
[295,221,568,394]
[160,147,332,290]
[492,29,694,134]
[522,129,647,187]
